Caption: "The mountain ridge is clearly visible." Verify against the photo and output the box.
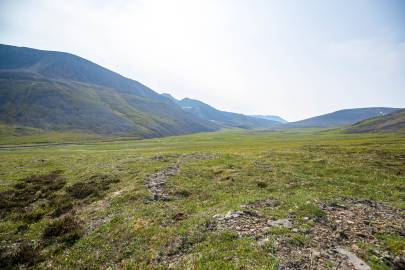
[161,94,282,129]
[0,44,280,137]
[250,115,287,123]
[287,107,400,128]
[345,108,405,133]
[0,44,220,137]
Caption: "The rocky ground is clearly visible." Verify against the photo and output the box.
[211,198,405,270]
[146,163,181,201]
[145,154,404,269]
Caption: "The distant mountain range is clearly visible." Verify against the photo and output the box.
[161,94,281,129]
[250,115,287,123]
[0,44,279,137]
[287,108,400,128]
[0,44,402,138]
[345,108,405,133]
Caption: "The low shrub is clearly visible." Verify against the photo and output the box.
[0,240,40,268]
[42,214,84,245]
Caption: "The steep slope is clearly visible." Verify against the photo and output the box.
[161,94,281,129]
[288,107,400,128]
[345,108,405,133]
[250,115,288,123]
[0,44,219,137]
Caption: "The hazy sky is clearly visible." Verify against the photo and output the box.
[1,0,404,121]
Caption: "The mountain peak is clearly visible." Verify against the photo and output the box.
[161,93,178,102]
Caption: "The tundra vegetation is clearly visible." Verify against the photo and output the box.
[0,129,404,269]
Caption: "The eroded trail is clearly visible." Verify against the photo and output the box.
[146,153,216,201]
[146,162,180,201]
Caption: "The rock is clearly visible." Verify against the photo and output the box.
[351,244,359,251]
[257,237,269,246]
[268,219,293,229]
[330,202,347,209]
[224,210,243,219]
[153,155,166,161]
[311,249,321,258]
[336,248,371,270]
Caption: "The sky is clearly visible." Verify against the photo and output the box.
[1,0,404,121]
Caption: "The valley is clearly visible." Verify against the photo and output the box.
[1,1,405,269]
[1,129,404,269]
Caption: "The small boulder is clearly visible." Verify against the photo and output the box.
[268,219,293,229]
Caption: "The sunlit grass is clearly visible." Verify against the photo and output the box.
[0,129,404,269]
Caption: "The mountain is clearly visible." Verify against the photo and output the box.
[250,115,287,123]
[287,107,400,128]
[345,108,405,133]
[0,44,219,137]
[161,94,281,129]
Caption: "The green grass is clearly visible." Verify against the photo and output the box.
[0,129,404,269]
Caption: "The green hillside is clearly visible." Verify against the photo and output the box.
[0,79,218,137]
[345,108,405,133]
[0,44,219,137]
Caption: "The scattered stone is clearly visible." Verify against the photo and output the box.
[224,210,243,219]
[311,249,321,258]
[86,214,113,234]
[180,153,218,160]
[212,210,269,237]
[268,219,293,229]
[272,197,404,269]
[336,248,371,270]
[152,154,167,161]
[351,244,359,251]
[211,197,404,270]
[146,163,180,201]
[257,237,270,247]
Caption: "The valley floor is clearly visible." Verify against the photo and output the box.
[0,129,404,269]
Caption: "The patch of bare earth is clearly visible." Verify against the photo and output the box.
[147,153,217,202]
[288,198,405,270]
[82,188,127,234]
[146,163,181,201]
[211,199,284,237]
[211,198,404,270]
[84,192,122,234]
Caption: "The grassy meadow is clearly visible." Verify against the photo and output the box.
[0,129,404,269]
